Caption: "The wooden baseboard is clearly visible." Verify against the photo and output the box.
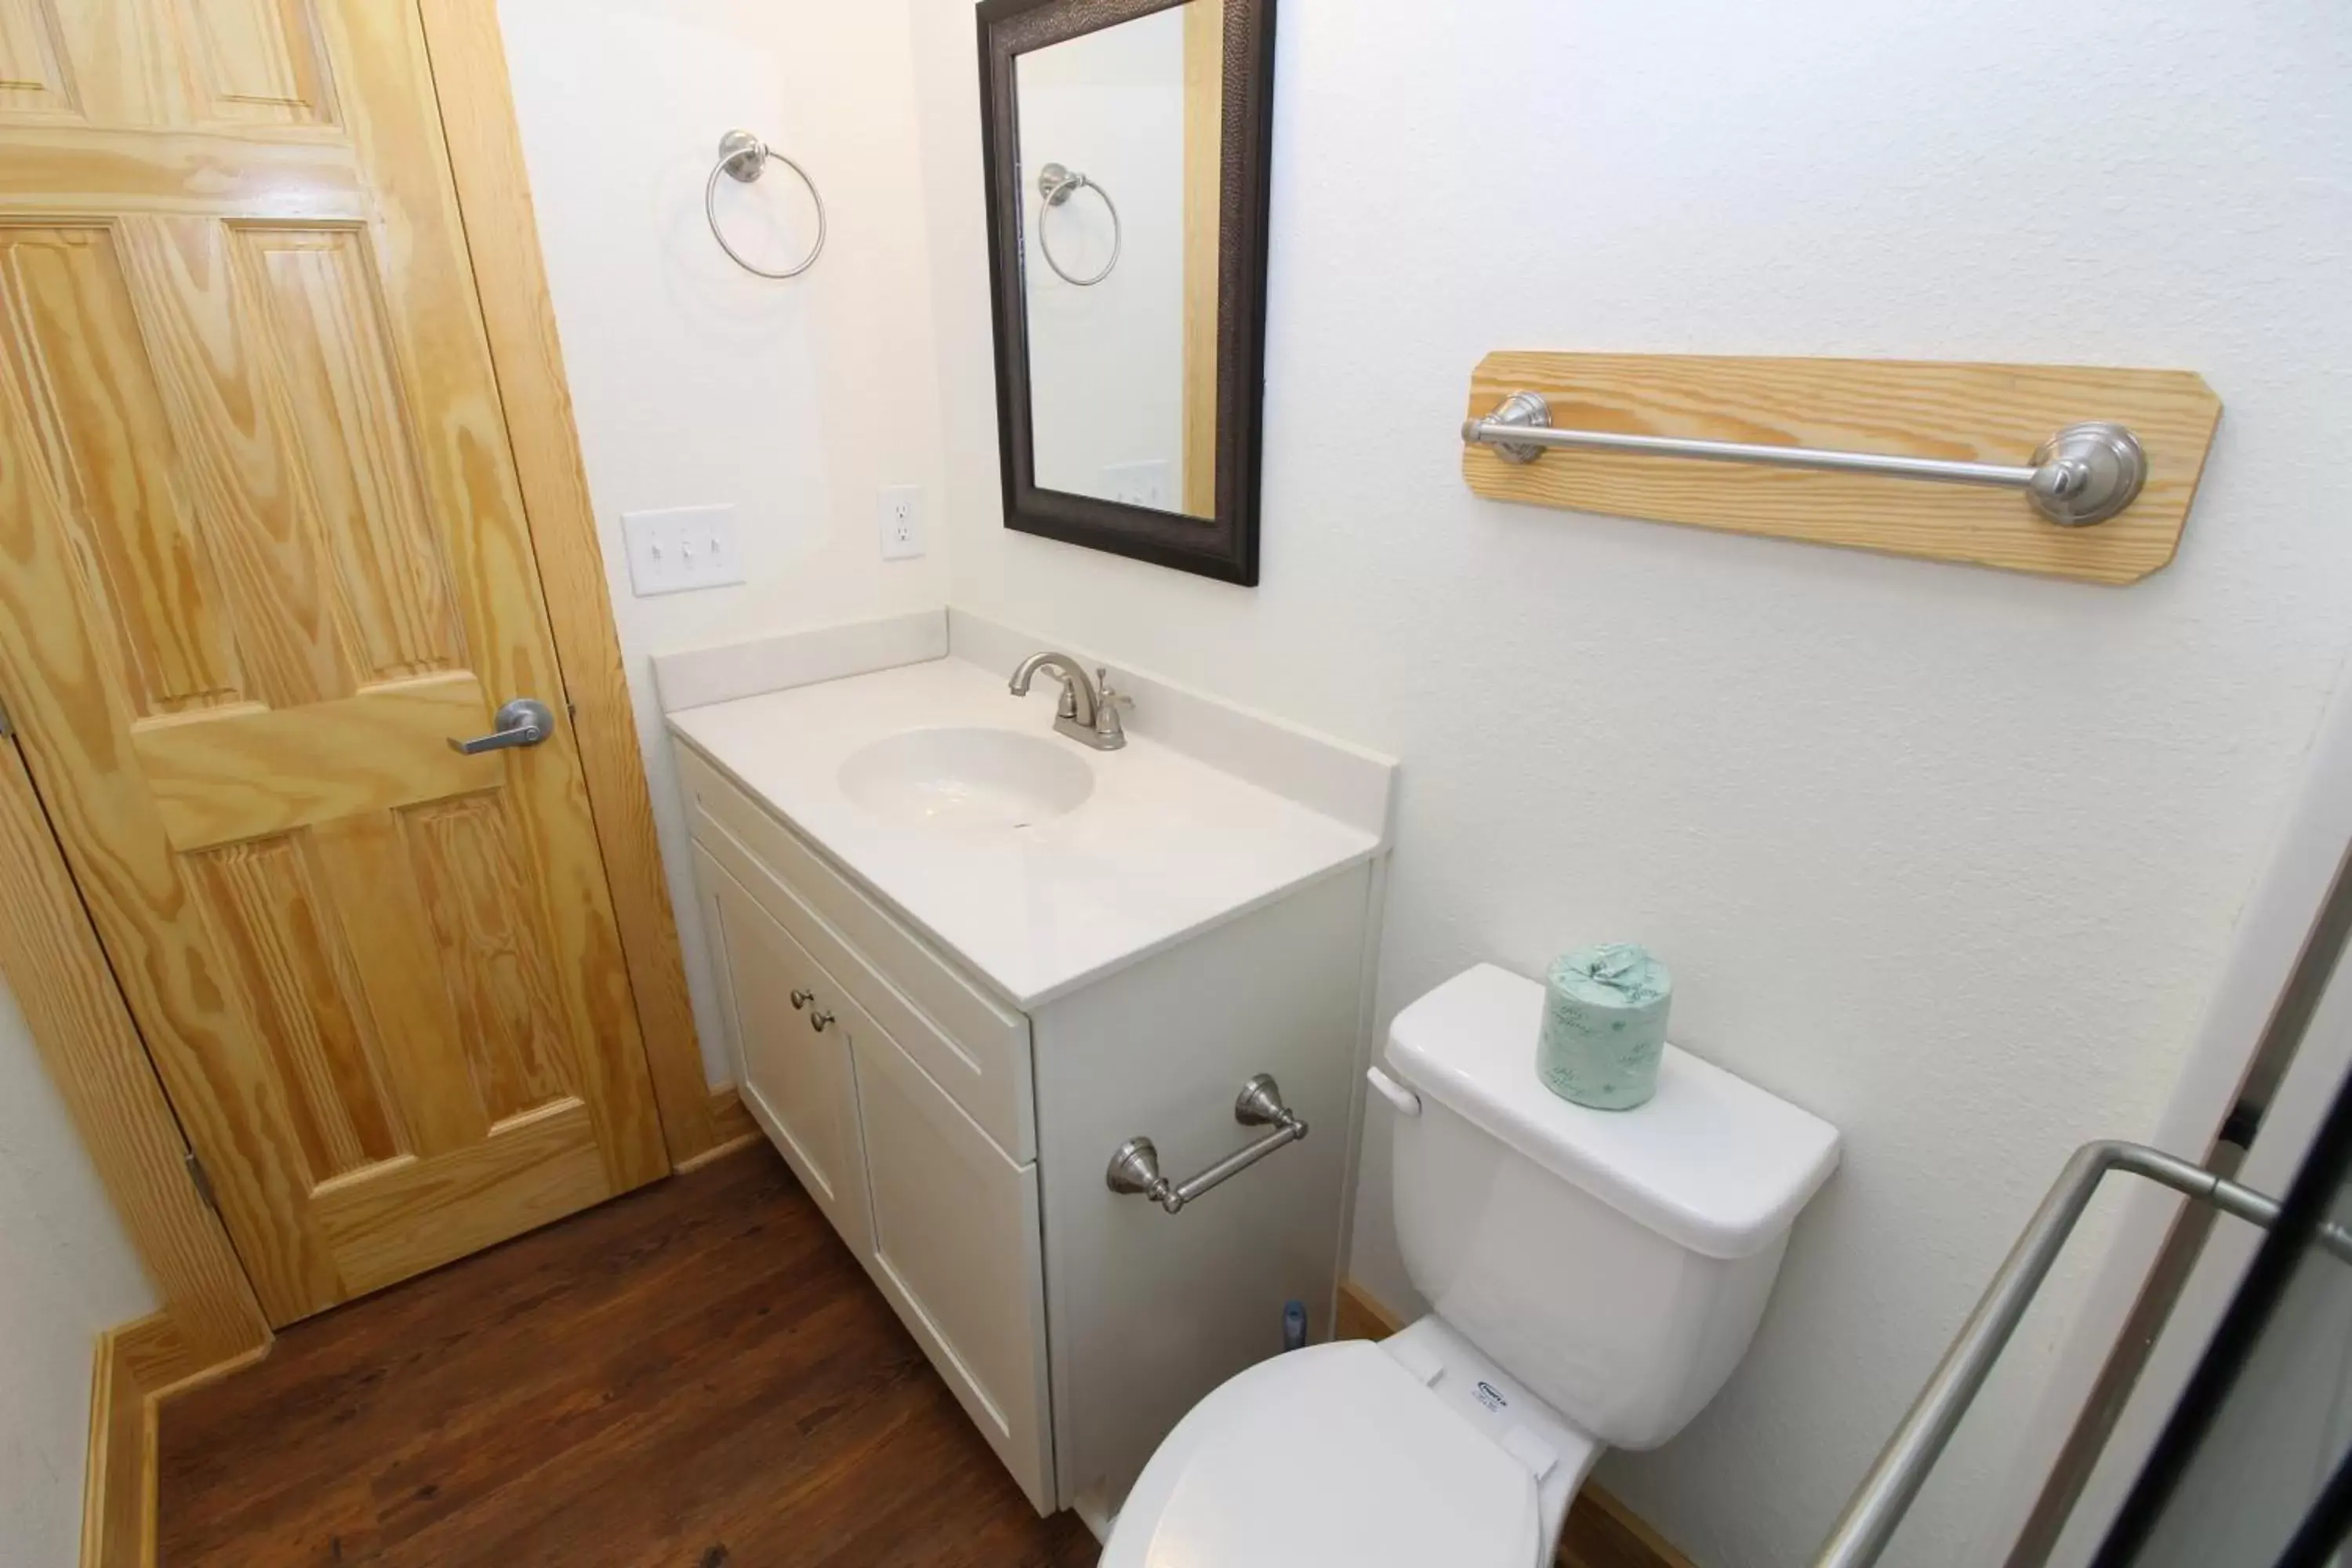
[675,1086,763,1174]
[1577,1489,1702,1568]
[1335,1276,1405,1341]
[1334,1282,1699,1568]
[82,1312,273,1568]
[82,1319,153,1568]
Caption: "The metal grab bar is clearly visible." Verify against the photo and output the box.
[1105,1074,1308,1215]
[1817,1139,2352,1567]
[1463,391,2150,527]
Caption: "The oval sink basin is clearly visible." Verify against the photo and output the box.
[838,727,1095,830]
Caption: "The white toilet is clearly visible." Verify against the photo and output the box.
[1102,964,1842,1566]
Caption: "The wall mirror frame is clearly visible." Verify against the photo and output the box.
[977,0,1275,586]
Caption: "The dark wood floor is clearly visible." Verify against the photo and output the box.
[157,1145,1099,1568]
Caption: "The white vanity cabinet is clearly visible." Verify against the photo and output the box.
[672,734,1376,1520]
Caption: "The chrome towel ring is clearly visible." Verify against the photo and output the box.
[705,129,826,280]
[1035,162,1120,287]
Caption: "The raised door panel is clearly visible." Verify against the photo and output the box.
[4,0,330,129]
[695,844,872,1260]
[24,0,181,125]
[0,0,665,1323]
[855,1022,1054,1514]
[0,0,78,118]
[171,0,335,127]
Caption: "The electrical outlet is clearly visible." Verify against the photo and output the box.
[622,505,744,596]
[878,485,925,561]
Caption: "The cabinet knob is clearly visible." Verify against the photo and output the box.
[809,1007,835,1033]
[789,988,813,1010]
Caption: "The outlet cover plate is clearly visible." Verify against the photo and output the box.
[878,485,925,561]
[622,504,744,596]
[1098,459,1171,512]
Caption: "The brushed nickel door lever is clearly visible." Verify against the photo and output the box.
[449,698,556,755]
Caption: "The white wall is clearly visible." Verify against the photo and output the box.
[0,975,158,1566]
[496,0,954,1080]
[1017,9,1187,506]
[904,2,2352,1564]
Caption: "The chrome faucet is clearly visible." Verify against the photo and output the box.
[1008,651,1131,750]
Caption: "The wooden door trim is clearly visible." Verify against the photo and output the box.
[0,739,273,1373]
[412,0,717,1165]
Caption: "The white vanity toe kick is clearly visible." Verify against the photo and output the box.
[664,657,1384,1009]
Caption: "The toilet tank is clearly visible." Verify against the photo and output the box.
[1383,966,1839,1450]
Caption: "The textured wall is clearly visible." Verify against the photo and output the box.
[496,0,956,1081]
[0,977,156,1566]
[903,2,2352,1563]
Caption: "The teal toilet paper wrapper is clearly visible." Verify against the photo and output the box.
[1537,944,1671,1111]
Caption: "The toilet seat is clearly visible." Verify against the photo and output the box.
[1099,1341,1544,1568]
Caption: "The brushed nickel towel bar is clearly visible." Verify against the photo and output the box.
[705,129,826,280]
[1464,390,2151,527]
[1105,1074,1308,1215]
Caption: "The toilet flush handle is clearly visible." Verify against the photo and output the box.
[1366,1065,1421,1118]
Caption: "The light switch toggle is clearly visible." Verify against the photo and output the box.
[623,504,745,595]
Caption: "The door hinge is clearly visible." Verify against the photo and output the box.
[184,1150,219,1212]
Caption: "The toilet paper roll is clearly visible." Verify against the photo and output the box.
[1537,944,1672,1111]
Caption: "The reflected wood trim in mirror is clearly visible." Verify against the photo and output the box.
[978,0,1275,586]
[1181,0,1222,519]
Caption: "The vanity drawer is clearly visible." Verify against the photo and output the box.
[852,1018,1054,1515]
[676,741,1037,1161]
[692,844,873,1261]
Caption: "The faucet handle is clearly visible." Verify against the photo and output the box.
[1094,666,1132,744]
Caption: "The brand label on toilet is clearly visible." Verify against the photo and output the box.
[1474,1381,1508,1413]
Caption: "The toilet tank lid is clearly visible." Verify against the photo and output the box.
[1386,965,1841,1260]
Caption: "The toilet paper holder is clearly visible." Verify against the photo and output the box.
[1105,1074,1308,1216]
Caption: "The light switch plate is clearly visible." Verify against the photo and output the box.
[878,485,925,561]
[622,504,744,596]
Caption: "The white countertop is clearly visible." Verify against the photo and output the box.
[666,656,1385,1010]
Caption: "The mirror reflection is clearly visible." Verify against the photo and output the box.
[1014,1,1222,518]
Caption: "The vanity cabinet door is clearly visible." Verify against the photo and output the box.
[674,742,1037,1161]
[694,846,873,1261]
[853,1024,1054,1515]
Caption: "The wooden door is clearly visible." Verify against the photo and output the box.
[0,0,668,1325]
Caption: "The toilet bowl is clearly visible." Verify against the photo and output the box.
[1103,964,1840,1566]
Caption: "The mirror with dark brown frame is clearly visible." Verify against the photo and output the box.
[978,0,1274,586]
